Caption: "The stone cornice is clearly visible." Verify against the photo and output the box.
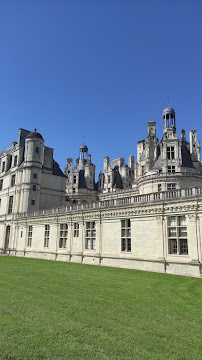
[14,184,202,222]
[15,199,201,225]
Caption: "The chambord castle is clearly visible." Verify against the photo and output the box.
[1,105,202,277]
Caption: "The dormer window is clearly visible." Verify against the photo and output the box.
[167,146,175,160]
[167,183,176,191]
[168,166,175,173]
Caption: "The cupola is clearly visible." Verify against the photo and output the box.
[79,144,88,160]
[163,106,176,134]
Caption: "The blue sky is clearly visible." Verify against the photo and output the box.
[0,0,202,177]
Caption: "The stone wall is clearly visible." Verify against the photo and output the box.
[1,186,202,278]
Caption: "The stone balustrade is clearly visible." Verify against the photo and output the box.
[14,185,202,219]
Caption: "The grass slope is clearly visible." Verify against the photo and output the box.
[0,257,201,360]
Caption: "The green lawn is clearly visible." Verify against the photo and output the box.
[0,257,201,360]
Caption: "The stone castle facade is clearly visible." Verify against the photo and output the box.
[0,106,202,277]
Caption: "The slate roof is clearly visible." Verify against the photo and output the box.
[181,145,194,168]
[152,145,195,171]
[0,147,12,157]
[78,170,87,188]
[53,161,66,177]
[26,131,44,140]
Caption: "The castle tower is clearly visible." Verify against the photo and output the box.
[20,130,44,212]
[65,143,96,202]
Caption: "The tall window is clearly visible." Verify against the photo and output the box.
[27,226,33,247]
[11,175,15,187]
[168,166,175,173]
[2,162,5,172]
[5,226,10,250]
[36,147,40,153]
[44,225,50,247]
[121,219,131,252]
[14,155,18,167]
[8,196,14,214]
[74,223,79,237]
[59,224,68,248]
[73,175,77,184]
[0,179,3,190]
[85,222,96,250]
[167,216,188,255]
[167,146,175,160]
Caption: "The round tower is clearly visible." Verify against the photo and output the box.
[20,130,44,212]
[24,130,44,167]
